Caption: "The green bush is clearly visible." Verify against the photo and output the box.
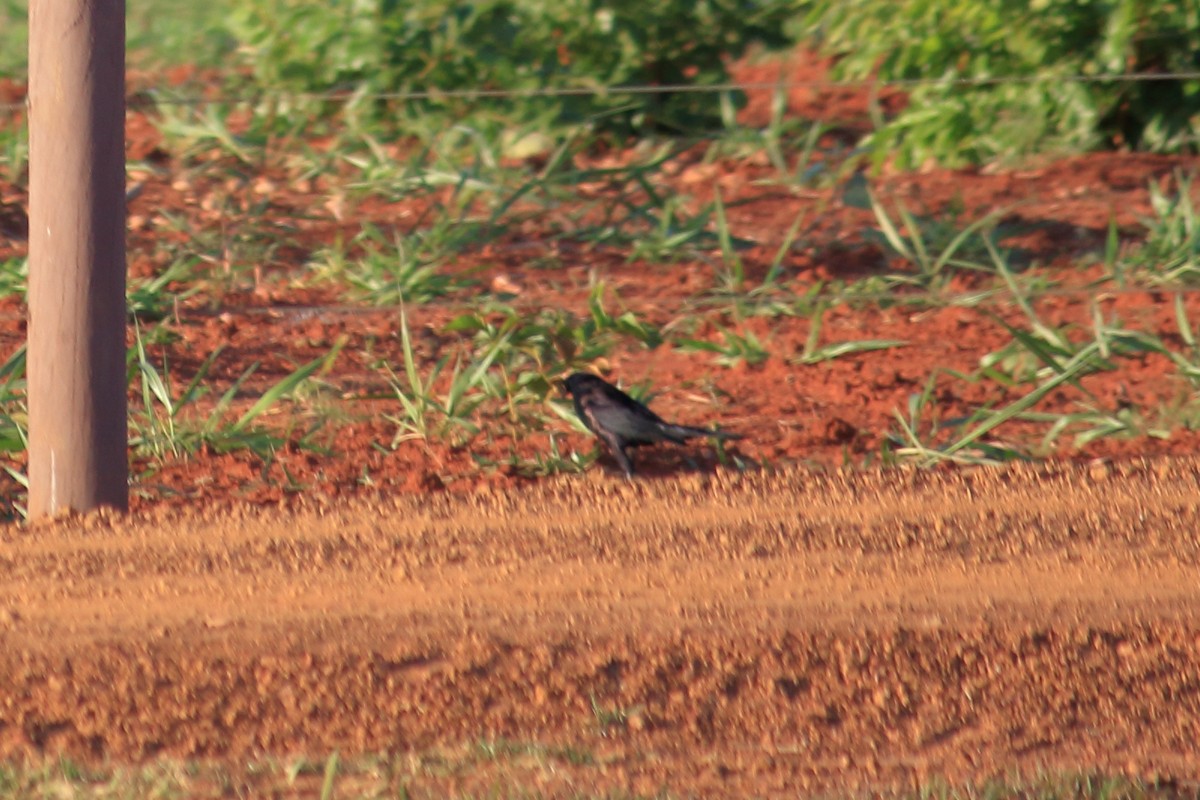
[801,0,1200,167]
[225,0,798,132]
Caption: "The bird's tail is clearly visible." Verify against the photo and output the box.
[659,423,744,443]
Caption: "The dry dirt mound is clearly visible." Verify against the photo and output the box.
[2,458,1200,796]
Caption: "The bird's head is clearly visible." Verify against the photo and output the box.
[562,371,605,399]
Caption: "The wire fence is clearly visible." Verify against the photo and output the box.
[1,263,1199,326]
[4,70,1200,114]
[130,281,1200,322]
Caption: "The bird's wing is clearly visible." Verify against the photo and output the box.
[576,391,606,435]
[587,389,671,443]
[577,388,643,437]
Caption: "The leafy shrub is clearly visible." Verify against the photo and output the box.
[226,0,798,131]
[800,0,1200,167]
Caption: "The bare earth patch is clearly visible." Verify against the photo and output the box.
[2,457,1199,795]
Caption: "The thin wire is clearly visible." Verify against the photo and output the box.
[1,276,1199,325]
[3,70,1200,114]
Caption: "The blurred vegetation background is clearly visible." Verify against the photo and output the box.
[1,0,1198,166]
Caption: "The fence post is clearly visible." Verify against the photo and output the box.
[27,0,129,516]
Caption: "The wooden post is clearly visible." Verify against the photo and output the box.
[27,0,129,516]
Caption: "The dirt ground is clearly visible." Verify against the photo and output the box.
[3,457,1200,796]
[3,49,1200,796]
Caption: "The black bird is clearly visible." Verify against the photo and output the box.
[563,372,743,477]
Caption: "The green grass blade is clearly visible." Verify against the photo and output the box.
[1175,293,1196,349]
[867,189,914,262]
[930,208,1004,275]
[232,351,337,433]
[211,364,260,428]
[944,341,1102,457]
[800,339,908,364]
[712,188,744,289]
[177,346,224,408]
[764,207,808,287]
[135,336,175,417]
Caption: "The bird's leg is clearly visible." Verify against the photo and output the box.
[614,446,636,479]
[599,431,636,478]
